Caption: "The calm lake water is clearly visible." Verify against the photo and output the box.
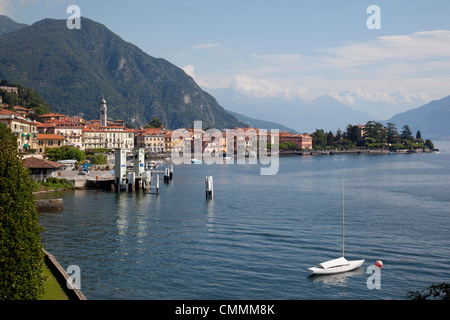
[38,142,450,300]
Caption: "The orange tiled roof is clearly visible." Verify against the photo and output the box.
[0,107,19,116]
[40,112,68,117]
[35,133,66,140]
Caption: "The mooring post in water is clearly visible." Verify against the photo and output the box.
[156,173,160,195]
[145,171,150,192]
[164,167,170,183]
[170,165,173,179]
[205,176,213,199]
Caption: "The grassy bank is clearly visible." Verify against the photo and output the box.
[39,260,70,300]
[31,178,74,192]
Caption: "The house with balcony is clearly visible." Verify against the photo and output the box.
[82,126,135,150]
[0,107,39,151]
[37,119,84,150]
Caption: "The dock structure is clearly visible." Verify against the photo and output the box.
[113,148,171,194]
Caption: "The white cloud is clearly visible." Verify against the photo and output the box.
[319,30,450,68]
[231,74,309,100]
[193,43,221,49]
[182,64,229,89]
[213,29,450,112]
[182,64,195,78]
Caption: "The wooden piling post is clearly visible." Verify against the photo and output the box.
[170,165,173,179]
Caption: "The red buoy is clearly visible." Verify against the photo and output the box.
[375,260,383,268]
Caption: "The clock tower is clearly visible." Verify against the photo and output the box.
[100,95,107,127]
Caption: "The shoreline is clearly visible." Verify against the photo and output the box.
[278,148,435,157]
[31,149,436,195]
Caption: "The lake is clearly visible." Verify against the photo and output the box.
[38,142,450,300]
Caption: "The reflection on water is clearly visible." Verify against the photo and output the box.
[206,198,215,234]
[39,151,450,300]
[307,267,365,286]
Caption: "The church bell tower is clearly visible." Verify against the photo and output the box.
[100,95,107,127]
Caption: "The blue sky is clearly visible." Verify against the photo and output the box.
[2,0,450,119]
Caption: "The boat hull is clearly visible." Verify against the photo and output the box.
[308,259,365,275]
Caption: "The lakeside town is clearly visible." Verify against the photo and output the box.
[0,85,313,159]
[1,84,436,186]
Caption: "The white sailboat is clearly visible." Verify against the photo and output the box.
[308,175,364,275]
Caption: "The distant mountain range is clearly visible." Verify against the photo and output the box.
[211,88,450,140]
[210,88,374,133]
[227,110,298,133]
[0,16,244,129]
[0,15,449,139]
[384,95,450,140]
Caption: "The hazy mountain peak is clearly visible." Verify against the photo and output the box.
[0,15,28,35]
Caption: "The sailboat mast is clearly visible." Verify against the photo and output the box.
[341,174,345,257]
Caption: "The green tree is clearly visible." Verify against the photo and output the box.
[386,123,398,144]
[345,125,362,146]
[401,125,413,141]
[326,131,335,147]
[0,123,45,299]
[45,146,85,162]
[146,117,163,128]
[365,121,387,144]
[89,153,107,165]
[416,130,421,139]
[335,128,343,142]
[311,129,327,150]
[425,139,434,150]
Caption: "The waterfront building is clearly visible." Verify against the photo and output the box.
[37,119,84,150]
[136,128,166,152]
[164,130,184,153]
[22,156,63,181]
[279,131,313,150]
[0,107,39,151]
[82,126,135,150]
[35,133,66,154]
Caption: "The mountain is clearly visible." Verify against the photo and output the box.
[210,88,374,133]
[0,17,244,129]
[227,110,298,133]
[384,95,450,140]
[0,15,27,35]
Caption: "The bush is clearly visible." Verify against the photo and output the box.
[407,282,450,300]
[0,123,45,299]
[45,146,85,162]
[89,153,107,165]
[41,178,73,191]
